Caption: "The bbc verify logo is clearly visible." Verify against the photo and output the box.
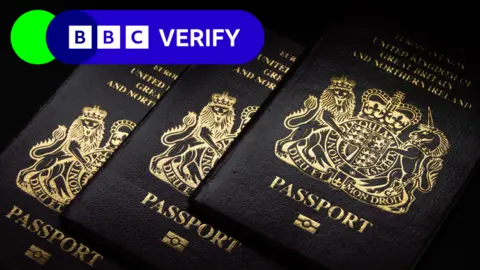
[42,10,264,64]
[69,26,149,49]
[68,25,241,50]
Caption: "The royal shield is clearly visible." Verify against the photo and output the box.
[275,77,449,214]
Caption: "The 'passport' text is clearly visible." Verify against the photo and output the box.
[270,176,374,234]
[141,192,241,252]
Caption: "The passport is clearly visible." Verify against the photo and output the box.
[62,30,304,270]
[0,64,187,269]
[191,25,480,270]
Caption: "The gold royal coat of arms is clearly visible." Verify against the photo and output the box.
[149,92,258,196]
[275,76,450,214]
[16,106,136,212]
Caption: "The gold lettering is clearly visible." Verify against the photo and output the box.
[174,211,189,225]
[233,64,286,90]
[87,251,104,267]
[38,225,54,239]
[106,65,180,108]
[233,66,255,79]
[130,68,167,89]
[141,192,242,253]
[269,177,374,234]
[28,218,44,233]
[358,219,374,233]
[142,192,158,204]
[15,214,30,228]
[5,205,104,266]
[210,231,228,248]
[304,194,319,208]
[136,83,162,100]
[257,54,290,73]
[294,189,307,202]
[270,176,285,188]
[355,36,473,109]
[341,212,359,229]
[373,37,410,57]
[60,238,78,252]
[5,205,22,219]
[184,217,202,230]
[263,69,283,82]
[107,80,128,93]
[164,205,180,219]
[279,50,297,62]
[279,184,293,198]
[314,199,331,212]
[255,76,276,90]
[394,34,425,51]
[47,229,65,243]
[374,60,425,88]
[151,201,165,215]
[327,206,345,220]
[353,51,371,62]
[72,244,90,262]
[153,65,179,80]
[127,90,156,107]
[428,50,465,70]
[225,239,241,252]
[380,52,412,71]
[413,67,438,83]
[198,224,215,238]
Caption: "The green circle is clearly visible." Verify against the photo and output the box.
[11,10,55,65]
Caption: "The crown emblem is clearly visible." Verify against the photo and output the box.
[211,92,237,107]
[328,76,356,92]
[82,106,107,121]
[359,89,421,134]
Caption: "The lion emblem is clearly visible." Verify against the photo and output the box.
[276,76,356,165]
[16,106,136,212]
[150,92,258,196]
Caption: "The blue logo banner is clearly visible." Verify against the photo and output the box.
[46,10,264,64]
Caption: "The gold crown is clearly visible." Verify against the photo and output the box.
[82,106,107,121]
[359,89,421,135]
[328,76,356,91]
[211,92,236,107]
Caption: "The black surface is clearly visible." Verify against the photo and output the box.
[192,24,480,270]
[3,2,480,269]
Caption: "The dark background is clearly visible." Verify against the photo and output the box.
[1,2,477,269]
